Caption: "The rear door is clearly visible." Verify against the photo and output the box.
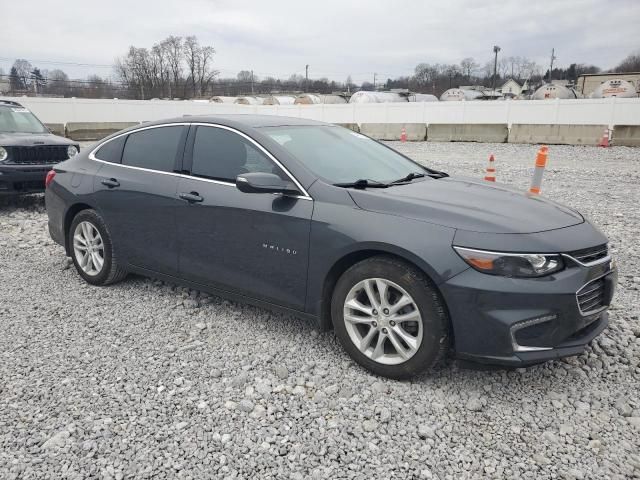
[175,124,313,310]
[92,124,188,276]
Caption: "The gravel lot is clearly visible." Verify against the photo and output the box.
[1,141,639,480]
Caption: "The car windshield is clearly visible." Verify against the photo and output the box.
[261,125,424,184]
[0,105,48,134]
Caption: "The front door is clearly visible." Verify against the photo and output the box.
[176,125,313,310]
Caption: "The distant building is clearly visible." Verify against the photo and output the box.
[576,72,640,97]
[500,79,522,98]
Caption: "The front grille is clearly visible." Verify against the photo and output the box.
[577,277,606,314]
[568,244,608,264]
[8,145,69,164]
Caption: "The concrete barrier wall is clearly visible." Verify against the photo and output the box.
[613,125,640,147]
[508,124,607,145]
[44,123,65,137]
[427,124,508,143]
[360,123,426,141]
[65,122,139,141]
[336,123,360,133]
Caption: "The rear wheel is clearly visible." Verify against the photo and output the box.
[69,209,127,286]
[331,256,449,379]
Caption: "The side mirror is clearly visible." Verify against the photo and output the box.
[236,172,300,195]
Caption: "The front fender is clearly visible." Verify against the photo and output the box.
[305,199,469,321]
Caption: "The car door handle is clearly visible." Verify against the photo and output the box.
[101,178,120,188]
[179,192,204,203]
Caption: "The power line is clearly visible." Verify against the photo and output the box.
[0,57,113,69]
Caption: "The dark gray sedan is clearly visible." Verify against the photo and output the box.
[45,115,616,378]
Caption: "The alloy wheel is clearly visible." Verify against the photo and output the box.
[73,221,105,276]
[343,278,423,365]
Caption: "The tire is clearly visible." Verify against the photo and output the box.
[331,255,449,379]
[68,209,127,286]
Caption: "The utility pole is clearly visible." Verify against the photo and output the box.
[549,48,556,82]
[373,73,377,90]
[305,64,309,93]
[251,70,254,95]
[492,45,501,92]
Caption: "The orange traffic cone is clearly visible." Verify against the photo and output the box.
[484,154,496,182]
[529,146,549,195]
[400,127,407,142]
[598,128,610,147]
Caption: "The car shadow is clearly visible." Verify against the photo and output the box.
[0,193,45,210]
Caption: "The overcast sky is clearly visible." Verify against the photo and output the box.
[1,0,639,83]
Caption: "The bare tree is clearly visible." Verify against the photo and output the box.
[614,50,640,73]
[46,69,69,96]
[460,57,478,79]
[183,36,200,97]
[196,45,218,96]
[12,59,33,89]
[164,36,183,98]
[151,42,170,98]
[237,70,253,83]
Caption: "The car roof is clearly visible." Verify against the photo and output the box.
[0,100,24,107]
[142,114,329,129]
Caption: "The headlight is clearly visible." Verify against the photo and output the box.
[454,247,564,278]
[67,145,79,158]
[0,146,7,162]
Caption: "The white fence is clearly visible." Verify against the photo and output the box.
[3,96,640,128]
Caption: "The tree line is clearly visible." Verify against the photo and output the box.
[2,43,639,100]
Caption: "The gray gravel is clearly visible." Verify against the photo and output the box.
[1,142,639,479]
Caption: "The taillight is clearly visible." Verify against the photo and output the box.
[45,170,56,188]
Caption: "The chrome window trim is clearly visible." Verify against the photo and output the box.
[88,122,312,201]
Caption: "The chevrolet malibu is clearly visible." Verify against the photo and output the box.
[45,116,616,378]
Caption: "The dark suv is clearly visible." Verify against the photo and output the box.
[0,100,79,195]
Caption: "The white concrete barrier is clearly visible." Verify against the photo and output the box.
[612,125,640,147]
[508,124,607,145]
[360,123,426,141]
[427,124,508,143]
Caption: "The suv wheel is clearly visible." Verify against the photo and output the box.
[331,256,449,379]
[69,209,127,286]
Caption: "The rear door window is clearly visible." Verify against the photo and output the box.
[121,126,184,172]
[94,136,126,163]
[191,126,284,182]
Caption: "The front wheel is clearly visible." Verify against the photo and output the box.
[331,256,449,379]
[69,209,127,286]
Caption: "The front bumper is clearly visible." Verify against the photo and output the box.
[0,163,56,194]
[440,255,617,367]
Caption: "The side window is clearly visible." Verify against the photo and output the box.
[121,126,184,172]
[191,126,285,182]
[94,135,126,163]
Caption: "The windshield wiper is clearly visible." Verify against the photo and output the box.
[333,179,391,189]
[390,172,426,184]
[425,168,449,178]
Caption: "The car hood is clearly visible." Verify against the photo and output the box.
[0,132,75,147]
[347,176,584,234]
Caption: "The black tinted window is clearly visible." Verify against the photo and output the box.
[121,126,183,172]
[192,126,283,182]
[95,135,126,163]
